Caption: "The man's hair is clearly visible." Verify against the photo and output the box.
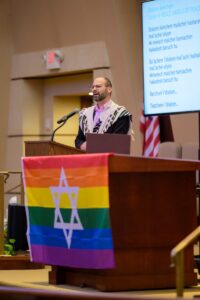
[103,77,112,88]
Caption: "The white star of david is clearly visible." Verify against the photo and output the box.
[50,168,83,248]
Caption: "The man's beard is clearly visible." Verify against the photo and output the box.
[93,92,107,102]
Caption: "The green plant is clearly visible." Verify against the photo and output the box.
[4,238,16,256]
[4,226,16,256]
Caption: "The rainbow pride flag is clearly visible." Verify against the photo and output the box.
[21,153,115,269]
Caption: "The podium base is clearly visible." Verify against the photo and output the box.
[0,255,44,270]
[49,266,197,292]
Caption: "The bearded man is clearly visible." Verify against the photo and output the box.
[75,77,132,150]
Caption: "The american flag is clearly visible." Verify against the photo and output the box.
[140,111,160,157]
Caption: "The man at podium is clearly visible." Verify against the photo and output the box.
[75,77,132,150]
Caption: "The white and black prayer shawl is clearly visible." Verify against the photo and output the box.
[79,100,131,135]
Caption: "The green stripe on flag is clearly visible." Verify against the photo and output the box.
[28,207,110,229]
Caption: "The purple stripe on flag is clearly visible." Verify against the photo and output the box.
[30,245,115,269]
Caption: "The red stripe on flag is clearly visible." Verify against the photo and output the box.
[22,153,111,169]
[140,110,160,157]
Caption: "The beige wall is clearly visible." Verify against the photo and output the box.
[0,0,199,174]
[8,0,144,157]
[0,0,12,169]
[6,79,44,170]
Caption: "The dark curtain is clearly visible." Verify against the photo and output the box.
[159,115,174,142]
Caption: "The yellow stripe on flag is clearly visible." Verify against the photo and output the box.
[26,186,109,208]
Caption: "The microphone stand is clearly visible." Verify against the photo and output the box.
[51,120,67,142]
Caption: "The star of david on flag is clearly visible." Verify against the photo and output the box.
[50,168,83,249]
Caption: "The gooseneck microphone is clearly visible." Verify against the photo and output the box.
[51,108,80,142]
[57,108,80,124]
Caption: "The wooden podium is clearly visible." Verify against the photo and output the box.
[25,141,84,156]
[25,141,200,291]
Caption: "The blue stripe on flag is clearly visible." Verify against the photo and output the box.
[29,224,114,249]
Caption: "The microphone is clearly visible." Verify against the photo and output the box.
[57,108,80,124]
[51,108,80,142]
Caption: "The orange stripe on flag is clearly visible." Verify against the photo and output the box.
[24,166,108,188]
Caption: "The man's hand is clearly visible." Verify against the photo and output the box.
[80,141,87,151]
